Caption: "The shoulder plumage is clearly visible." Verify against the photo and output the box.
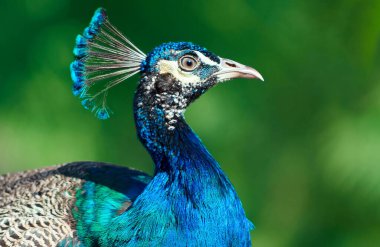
[0,162,151,246]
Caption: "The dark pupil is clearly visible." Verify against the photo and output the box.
[185,59,193,67]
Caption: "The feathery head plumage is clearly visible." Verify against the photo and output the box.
[70,8,145,119]
[70,8,263,119]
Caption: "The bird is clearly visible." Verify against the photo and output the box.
[0,7,263,247]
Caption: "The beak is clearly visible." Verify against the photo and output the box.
[213,58,264,82]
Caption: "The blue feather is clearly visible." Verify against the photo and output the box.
[95,103,253,246]
[69,94,253,246]
[75,34,88,47]
[70,8,145,120]
[95,108,111,120]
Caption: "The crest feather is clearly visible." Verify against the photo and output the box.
[70,8,146,119]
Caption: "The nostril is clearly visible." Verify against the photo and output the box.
[225,62,237,68]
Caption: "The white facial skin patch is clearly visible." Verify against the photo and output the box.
[157,51,221,85]
[193,51,218,66]
[157,60,201,85]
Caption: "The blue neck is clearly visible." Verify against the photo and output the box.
[134,101,232,195]
[101,91,252,245]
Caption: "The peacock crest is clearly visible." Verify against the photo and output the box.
[70,8,146,119]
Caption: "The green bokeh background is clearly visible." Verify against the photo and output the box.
[1,0,380,246]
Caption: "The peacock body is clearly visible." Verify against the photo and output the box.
[0,8,263,247]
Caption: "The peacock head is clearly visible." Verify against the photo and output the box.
[138,42,263,110]
[70,8,263,120]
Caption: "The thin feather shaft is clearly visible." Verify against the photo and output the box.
[104,22,146,57]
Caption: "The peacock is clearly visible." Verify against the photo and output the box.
[0,8,263,247]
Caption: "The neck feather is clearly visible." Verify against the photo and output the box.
[112,79,253,245]
[133,77,241,198]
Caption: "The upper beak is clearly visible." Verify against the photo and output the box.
[213,58,264,82]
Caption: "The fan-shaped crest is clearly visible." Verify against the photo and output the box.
[70,8,146,119]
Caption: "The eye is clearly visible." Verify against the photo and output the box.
[178,55,199,71]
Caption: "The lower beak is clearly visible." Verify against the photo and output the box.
[213,58,264,82]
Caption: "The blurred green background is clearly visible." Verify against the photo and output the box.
[1,0,380,246]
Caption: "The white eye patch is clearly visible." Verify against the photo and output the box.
[157,51,220,85]
[193,51,219,66]
[157,60,201,85]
